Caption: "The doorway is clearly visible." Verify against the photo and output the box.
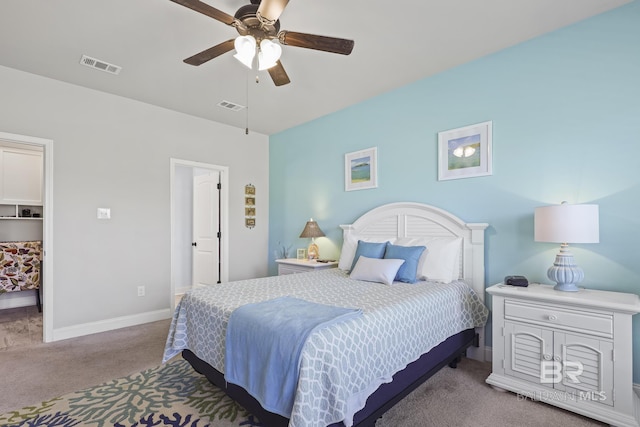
[0,131,53,343]
[170,159,228,310]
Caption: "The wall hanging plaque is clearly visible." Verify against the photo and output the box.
[244,184,256,228]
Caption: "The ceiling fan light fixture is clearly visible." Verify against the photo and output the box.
[258,39,282,70]
[233,35,256,68]
[171,0,354,86]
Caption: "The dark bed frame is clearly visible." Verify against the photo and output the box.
[182,328,477,427]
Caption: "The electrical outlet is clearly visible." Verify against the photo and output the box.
[137,286,145,297]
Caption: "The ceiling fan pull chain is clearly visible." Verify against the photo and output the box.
[245,68,250,135]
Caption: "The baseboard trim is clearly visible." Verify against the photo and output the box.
[485,345,492,363]
[50,309,172,342]
[467,346,487,362]
[0,290,38,310]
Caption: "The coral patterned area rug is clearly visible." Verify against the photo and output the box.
[0,359,263,427]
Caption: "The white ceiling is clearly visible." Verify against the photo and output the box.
[0,0,630,135]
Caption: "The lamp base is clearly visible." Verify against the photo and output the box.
[307,241,319,260]
[553,282,580,292]
[548,243,584,292]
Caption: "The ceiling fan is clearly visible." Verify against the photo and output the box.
[170,0,355,86]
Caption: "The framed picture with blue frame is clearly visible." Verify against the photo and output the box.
[345,147,378,191]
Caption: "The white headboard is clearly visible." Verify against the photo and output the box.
[340,202,488,360]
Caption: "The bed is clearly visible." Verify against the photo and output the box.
[163,202,489,427]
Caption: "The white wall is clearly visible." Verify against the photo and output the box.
[173,165,193,295]
[0,65,269,336]
[0,220,42,243]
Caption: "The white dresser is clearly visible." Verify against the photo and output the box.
[486,283,640,427]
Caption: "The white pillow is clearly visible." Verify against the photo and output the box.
[338,233,396,271]
[423,237,462,283]
[395,237,462,283]
[349,256,405,286]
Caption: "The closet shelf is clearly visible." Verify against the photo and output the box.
[0,204,43,220]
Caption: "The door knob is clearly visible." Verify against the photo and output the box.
[192,242,197,247]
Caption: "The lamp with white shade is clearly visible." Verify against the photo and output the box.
[534,202,599,292]
[299,218,325,260]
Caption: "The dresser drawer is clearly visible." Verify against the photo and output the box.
[278,265,306,275]
[504,299,613,338]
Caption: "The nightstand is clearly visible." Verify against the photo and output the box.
[486,282,640,427]
[275,259,338,275]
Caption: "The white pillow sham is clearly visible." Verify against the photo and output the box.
[349,256,405,286]
[395,236,462,283]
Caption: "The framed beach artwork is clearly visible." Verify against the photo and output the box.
[438,121,493,181]
[345,147,378,191]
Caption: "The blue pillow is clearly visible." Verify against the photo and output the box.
[350,240,388,272]
[384,244,426,283]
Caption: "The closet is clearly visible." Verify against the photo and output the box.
[0,143,43,311]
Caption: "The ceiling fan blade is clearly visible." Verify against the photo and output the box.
[278,31,354,55]
[169,0,235,25]
[267,61,291,86]
[184,39,235,66]
[257,0,289,23]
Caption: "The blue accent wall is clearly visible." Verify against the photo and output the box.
[269,3,640,381]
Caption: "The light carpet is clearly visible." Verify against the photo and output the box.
[0,356,604,427]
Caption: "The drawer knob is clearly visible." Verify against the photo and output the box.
[543,354,552,361]
[548,314,558,321]
[554,355,561,362]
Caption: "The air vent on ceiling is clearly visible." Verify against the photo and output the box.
[80,55,122,75]
[217,100,246,112]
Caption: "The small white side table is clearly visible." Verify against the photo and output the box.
[275,259,338,275]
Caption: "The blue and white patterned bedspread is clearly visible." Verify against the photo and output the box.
[163,269,488,427]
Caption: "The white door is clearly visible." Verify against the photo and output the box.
[192,172,220,287]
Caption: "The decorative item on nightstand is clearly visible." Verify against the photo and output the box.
[299,218,325,260]
[534,202,599,292]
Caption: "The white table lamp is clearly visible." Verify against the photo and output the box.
[534,202,599,292]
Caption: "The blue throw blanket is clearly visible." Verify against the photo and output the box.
[224,296,363,417]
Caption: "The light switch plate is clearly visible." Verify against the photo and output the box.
[97,208,111,219]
